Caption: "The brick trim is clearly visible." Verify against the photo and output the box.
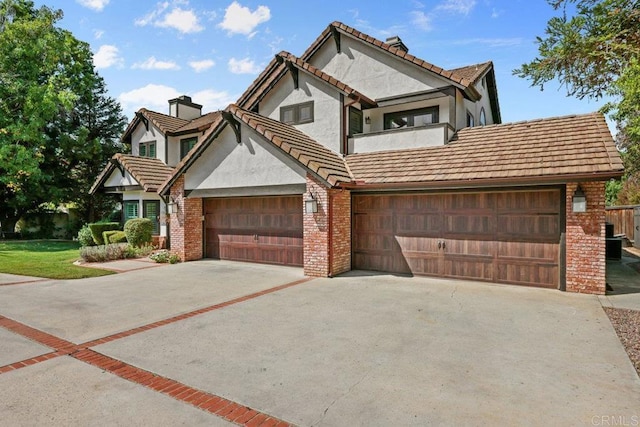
[169,175,204,261]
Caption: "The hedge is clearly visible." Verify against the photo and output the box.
[124,218,153,247]
[103,230,127,244]
[89,222,121,245]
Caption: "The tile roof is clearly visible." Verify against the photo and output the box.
[301,22,481,99]
[276,52,377,107]
[227,105,353,186]
[90,154,174,194]
[138,109,189,134]
[447,61,493,85]
[345,113,623,187]
[175,111,222,134]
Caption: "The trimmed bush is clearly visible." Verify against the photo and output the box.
[80,243,129,262]
[103,230,127,244]
[89,222,120,245]
[124,218,153,247]
[77,225,95,247]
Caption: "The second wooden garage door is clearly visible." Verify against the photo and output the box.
[204,196,303,266]
[353,189,562,288]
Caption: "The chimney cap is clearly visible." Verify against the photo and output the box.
[385,36,409,53]
[168,95,202,109]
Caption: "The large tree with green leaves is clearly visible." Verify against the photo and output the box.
[514,0,640,205]
[0,0,126,234]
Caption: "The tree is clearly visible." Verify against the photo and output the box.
[0,0,126,234]
[514,0,640,205]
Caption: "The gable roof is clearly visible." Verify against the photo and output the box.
[121,109,221,143]
[345,112,623,188]
[276,52,377,107]
[90,154,174,194]
[448,61,493,85]
[236,21,493,111]
[160,104,353,194]
[301,21,481,100]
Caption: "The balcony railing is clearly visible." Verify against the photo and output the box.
[348,123,455,154]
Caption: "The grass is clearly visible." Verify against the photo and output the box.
[0,240,114,280]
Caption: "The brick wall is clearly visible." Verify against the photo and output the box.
[565,181,606,294]
[303,174,352,277]
[168,176,203,261]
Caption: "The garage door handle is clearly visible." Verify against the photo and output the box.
[442,241,446,250]
[438,241,442,250]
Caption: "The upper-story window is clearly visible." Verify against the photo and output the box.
[466,111,475,127]
[383,106,439,130]
[180,137,198,160]
[479,108,486,126]
[139,141,156,157]
[280,101,314,125]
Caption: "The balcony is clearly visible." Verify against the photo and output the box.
[348,122,455,154]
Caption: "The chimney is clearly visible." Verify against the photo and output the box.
[168,95,202,120]
[386,36,408,53]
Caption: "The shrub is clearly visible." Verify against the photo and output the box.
[124,218,153,247]
[123,243,155,259]
[80,243,129,262]
[89,222,120,245]
[103,230,127,244]
[150,250,181,264]
[77,225,95,247]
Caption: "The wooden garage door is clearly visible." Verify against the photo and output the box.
[353,189,562,288]
[204,196,303,266]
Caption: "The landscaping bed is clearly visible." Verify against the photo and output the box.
[604,307,640,377]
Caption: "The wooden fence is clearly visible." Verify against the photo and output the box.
[605,205,638,242]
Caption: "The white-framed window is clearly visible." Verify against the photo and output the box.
[479,107,486,126]
[139,141,156,157]
[123,200,139,222]
[466,111,475,127]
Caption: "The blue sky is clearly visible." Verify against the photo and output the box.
[34,0,610,126]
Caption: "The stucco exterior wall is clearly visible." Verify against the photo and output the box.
[132,123,166,163]
[259,72,342,153]
[104,170,138,187]
[167,132,201,167]
[184,126,306,194]
[309,35,451,100]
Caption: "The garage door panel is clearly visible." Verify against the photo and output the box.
[204,196,303,267]
[353,189,561,288]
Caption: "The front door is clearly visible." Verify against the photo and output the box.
[143,200,160,235]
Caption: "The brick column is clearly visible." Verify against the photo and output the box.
[169,175,203,261]
[565,181,606,294]
[303,174,351,277]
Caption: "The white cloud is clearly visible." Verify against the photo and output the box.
[119,84,180,112]
[491,8,502,18]
[228,57,260,74]
[191,89,234,111]
[436,0,476,15]
[218,1,270,37]
[118,84,233,116]
[135,2,204,34]
[411,11,433,31]
[132,56,180,70]
[189,59,216,73]
[93,29,104,39]
[76,0,109,11]
[93,45,123,69]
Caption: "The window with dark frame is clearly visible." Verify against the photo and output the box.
[138,141,156,158]
[349,107,363,135]
[280,101,314,125]
[123,201,139,222]
[180,137,198,160]
[383,106,439,130]
[466,111,475,127]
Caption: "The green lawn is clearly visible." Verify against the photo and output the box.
[0,240,114,279]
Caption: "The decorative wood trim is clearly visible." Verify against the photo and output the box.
[330,26,341,53]
[135,111,149,131]
[221,111,241,144]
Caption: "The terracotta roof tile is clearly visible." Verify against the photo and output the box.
[228,105,352,186]
[174,111,222,133]
[90,154,174,194]
[346,113,623,187]
[448,62,493,84]
[139,109,189,134]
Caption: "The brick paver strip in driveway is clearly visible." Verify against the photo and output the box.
[0,272,310,425]
[96,273,640,426]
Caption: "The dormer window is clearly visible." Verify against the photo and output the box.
[384,107,439,130]
[180,137,198,160]
[280,101,314,125]
[139,141,156,157]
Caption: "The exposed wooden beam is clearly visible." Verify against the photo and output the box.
[330,26,341,53]
[221,111,241,144]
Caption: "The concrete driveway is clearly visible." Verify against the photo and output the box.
[1,261,639,426]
